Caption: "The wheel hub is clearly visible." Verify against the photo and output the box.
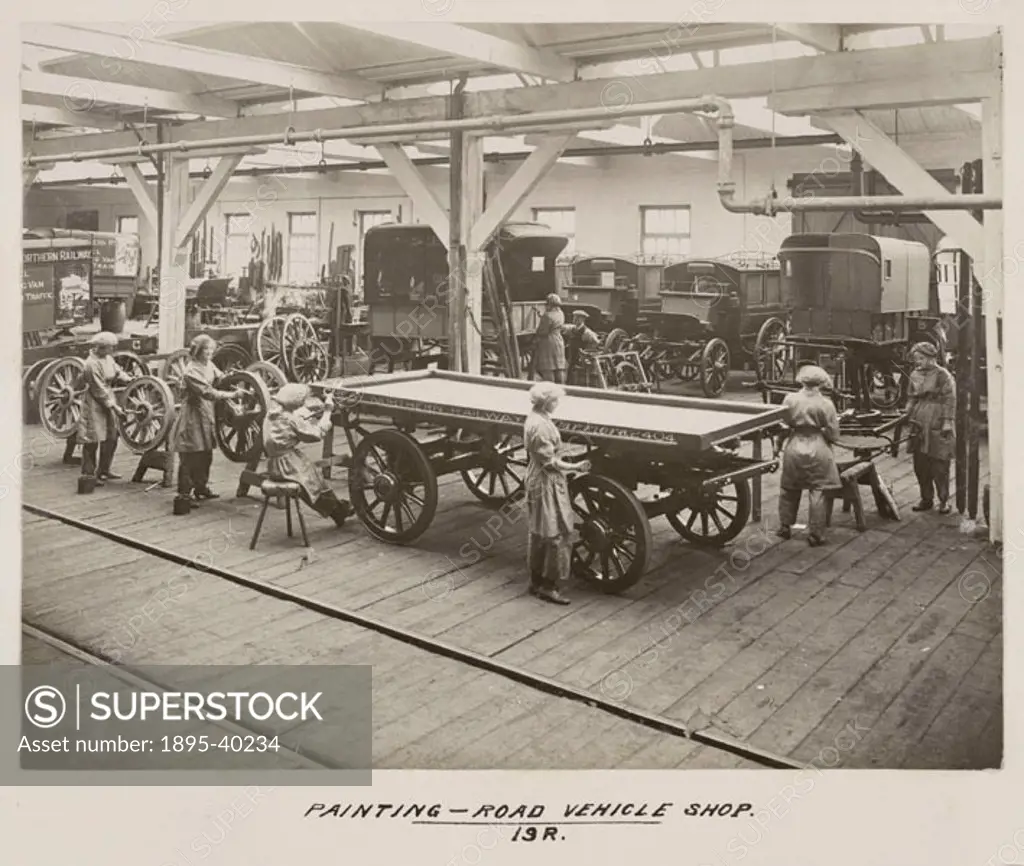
[372,471,400,500]
[581,516,613,551]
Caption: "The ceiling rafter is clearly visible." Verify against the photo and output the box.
[773,24,843,53]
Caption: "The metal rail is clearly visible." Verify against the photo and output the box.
[24,502,804,770]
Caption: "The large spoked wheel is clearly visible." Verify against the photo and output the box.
[282,314,319,377]
[23,358,55,423]
[113,350,150,379]
[288,339,330,383]
[667,479,752,547]
[214,370,270,463]
[865,362,908,411]
[159,348,191,400]
[460,434,528,505]
[256,315,288,370]
[569,474,652,594]
[700,337,731,398]
[349,429,438,544]
[754,317,790,385]
[117,376,176,454]
[212,342,252,373]
[245,361,288,394]
[603,328,629,354]
[37,356,85,440]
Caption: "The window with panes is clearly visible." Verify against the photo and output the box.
[531,207,576,258]
[287,212,318,284]
[640,206,691,258]
[223,214,253,278]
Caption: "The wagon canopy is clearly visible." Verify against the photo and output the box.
[778,233,930,314]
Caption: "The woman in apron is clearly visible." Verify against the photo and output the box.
[530,294,566,383]
[906,341,956,513]
[76,331,131,485]
[777,364,842,546]
[523,381,590,604]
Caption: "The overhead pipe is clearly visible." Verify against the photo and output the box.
[22,96,735,167]
[714,110,1002,213]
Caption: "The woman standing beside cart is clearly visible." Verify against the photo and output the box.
[523,382,590,605]
[906,341,956,514]
[76,331,131,487]
[530,293,567,383]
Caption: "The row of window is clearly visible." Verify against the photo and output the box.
[111,204,693,283]
[533,205,692,259]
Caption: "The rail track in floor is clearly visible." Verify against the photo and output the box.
[23,502,802,770]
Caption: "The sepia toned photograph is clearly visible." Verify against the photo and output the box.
[20,19,1003,773]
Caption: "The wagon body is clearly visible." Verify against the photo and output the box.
[561,257,640,331]
[313,369,784,594]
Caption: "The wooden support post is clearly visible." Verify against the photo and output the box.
[120,162,158,229]
[462,134,484,375]
[174,154,243,249]
[448,123,465,373]
[22,167,39,197]
[376,143,450,247]
[157,157,192,354]
[980,94,1003,542]
[954,248,970,514]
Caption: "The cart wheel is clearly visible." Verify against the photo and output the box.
[676,360,700,382]
[754,317,790,385]
[603,328,629,353]
[159,348,191,400]
[349,428,438,544]
[460,434,528,505]
[245,361,288,393]
[37,356,85,440]
[865,362,908,411]
[23,359,55,423]
[214,370,270,463]
[282,314,319,377]
[113,350,150,379]
[700,337,730,398]
[256,315,288,370]
[212,342,252,373]
[667,479,751,547]
[569,474,652,594]
[117,376,176,454]
[289,339,330,383]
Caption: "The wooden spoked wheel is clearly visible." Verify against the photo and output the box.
[282,314,319,377]
[37,356,85,440]
[255,316,288,370]
[159,348,191,400]
[349,429,438,544]
[754,317,791,385]
[603,328,629,354]
[699,337,730,398]
[212,342,252,373]
[117,376,176,454]
[460,434,528,505]
[245,361,288,394]
[213,370,270,463]
[675,360,700,382]
[865,362,908,411]
[23,358,55,423]
[569,474,652,594]
[113,350,150,379]
[288,339,330,384]
[667,479,751,547]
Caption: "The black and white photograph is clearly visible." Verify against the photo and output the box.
[19,17,1004,777]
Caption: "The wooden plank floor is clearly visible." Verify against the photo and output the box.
[20,379,1002,769]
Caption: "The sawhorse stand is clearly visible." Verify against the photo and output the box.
[825,458,900,532]
[132,448,175,490]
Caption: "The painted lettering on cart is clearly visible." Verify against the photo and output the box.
[558,422,677,445]
[360,395,517,425]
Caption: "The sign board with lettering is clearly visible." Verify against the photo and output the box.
[22,245,94,332]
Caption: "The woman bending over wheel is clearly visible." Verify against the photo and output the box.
[77,331,132,485]
[261,383,352,528]
[524,382,590,605]
[169,334,241,509]
[776,364,842,547]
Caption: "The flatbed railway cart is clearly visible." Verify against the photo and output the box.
[756,233,945,412]
[640,256,787,399]
[362,222,568,377]
[560,256,642,350]
[308,369,786,595]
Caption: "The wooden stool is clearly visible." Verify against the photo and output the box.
[249,480,310,550]
[824,460,899,532]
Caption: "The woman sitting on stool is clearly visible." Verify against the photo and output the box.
[77,331,131,486]
[261,383,352,528]
[906,341,956,514]
[776,364,842,546]
[169,334,240,511]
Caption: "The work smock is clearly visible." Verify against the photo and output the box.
[524,411,574,538]
[261,407,332,502]
[170,361,227,453]
[76,353,130,444]
[906,366,956,461]
[533,309,566,373]
[779,389,842,490]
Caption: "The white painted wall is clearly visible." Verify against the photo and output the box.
[24,133,978,280]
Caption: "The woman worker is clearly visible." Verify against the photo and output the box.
[524,382,590,605]
[906,341,956,513]
[566,310,601,387]
[262,383,352,528]
[169,334,240,509]
[76,331,132,485]
[776,364,842,546]
[530,293,566,383]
